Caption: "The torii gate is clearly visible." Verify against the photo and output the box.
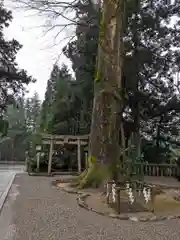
[36,134,89,175]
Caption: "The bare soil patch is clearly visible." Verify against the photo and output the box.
[85,188,180,217]
[53,178,180,217]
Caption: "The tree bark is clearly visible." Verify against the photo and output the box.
[78,0,126,188]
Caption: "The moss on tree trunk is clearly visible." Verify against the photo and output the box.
[77,0,126,188]
[77,156,108,188]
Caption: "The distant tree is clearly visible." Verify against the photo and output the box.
[40,64,61,132]
[47,64,74,135]
[25,92,41,133]
[0,96,28,162]
[0,3,34,135]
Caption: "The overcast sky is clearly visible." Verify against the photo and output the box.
[4,1,73,100]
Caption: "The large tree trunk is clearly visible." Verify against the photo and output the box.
[78,0,126,188]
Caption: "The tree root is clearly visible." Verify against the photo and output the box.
[77,164,110,189]
[72,155,112,189]
[71,170,88,187]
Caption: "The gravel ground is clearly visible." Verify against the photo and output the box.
[0,174,180,240]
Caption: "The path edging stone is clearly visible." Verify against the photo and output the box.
[61,186,180,222]
[0,173,16,213]
[29,172,78,177]
[77,193,180,222]
[28,172,53,177]
[53,181,180,222]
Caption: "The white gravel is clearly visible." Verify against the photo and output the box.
[0,175,179,240]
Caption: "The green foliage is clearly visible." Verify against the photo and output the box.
[0,118,9,137]
[37,0,180,166]
[25,92,41,132]
[0,93,41,162]
[0,3,34,112]
[40,62,92,135]
[27,157,48,173]
[142,141,171,164]
[0,3,36,163]
[40,65,61,131]
[169,148,180,163]
[39,0,99,137]
[31,133,42,145]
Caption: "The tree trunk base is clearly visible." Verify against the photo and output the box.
[74,156,111,189]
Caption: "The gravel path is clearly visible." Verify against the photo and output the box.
[0,174,180,240]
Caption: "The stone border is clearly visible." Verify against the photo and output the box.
[0,173,16,213]
[51,178,77,187]
[28,172,53,177]
[77,192,180,222]
[29,172,78,177]
[52,181,180,222]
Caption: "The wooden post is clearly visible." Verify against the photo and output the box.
[151,186,155,213]
[77,138,81,173]
[85,152,88,169]
[116,187,121,214]
[48,139,54,175]
[25,151,28,172]
[36,152,40,172]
